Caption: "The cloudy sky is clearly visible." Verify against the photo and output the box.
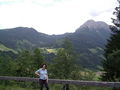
[0,0,118,35]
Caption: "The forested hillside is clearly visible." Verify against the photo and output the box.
[0,20,111,69]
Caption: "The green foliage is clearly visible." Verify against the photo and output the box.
[103,0,120,81]
[50,48,75,79]
[104,0,120,57]
[15,48,45,77]
[49,39,79,79]
[15,50,33,77]
[101,1,120,89]
[0,55,16,76]
[0,84,39,90]
[104,31,120,57]
[101,50,120,82]
[49,39,98,81]
[0,45,109,90]
[0,48,45,77]
[16,40,35,50]
[0,39,107,89]
[32,48,45,70]
[0,48,46,88]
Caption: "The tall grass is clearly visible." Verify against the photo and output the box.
[0,83,111,90]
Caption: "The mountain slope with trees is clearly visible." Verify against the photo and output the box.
[0,20,111,69]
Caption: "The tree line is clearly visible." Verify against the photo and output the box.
[0,39,95,80]
[0,39,97,90]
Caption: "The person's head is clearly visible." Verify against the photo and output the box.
[41,64,47,69]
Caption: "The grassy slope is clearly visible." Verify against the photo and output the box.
[0,43,17,54]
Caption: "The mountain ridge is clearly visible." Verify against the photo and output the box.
[0,20,111,69]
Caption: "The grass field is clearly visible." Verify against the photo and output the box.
[0,44,17,54]
[0,84,110,90]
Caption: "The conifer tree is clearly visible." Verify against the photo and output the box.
[50,39,77,79]
[101,0,120,85]
[32,48,44,71]
[105,0,120,56]
[0,55,15,76]
[15,50,33,77]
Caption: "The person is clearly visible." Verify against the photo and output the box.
[35,64,49,90]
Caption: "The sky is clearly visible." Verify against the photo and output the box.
[0,0,118,35]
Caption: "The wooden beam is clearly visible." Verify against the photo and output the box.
[0,76,120,88]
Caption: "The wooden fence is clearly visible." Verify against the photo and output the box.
[0,76,120,90]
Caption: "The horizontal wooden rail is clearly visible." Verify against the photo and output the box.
[0,76,120,88]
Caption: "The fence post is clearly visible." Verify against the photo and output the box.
[62,84,69,90]
[66,84,69,90]
[62,84,65,90]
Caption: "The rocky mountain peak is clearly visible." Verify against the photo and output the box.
[76,20,110,32]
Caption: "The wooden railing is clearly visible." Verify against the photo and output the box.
[0,76,120,90]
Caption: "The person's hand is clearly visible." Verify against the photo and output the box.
[35,72,40,77]
[46,79,48,83]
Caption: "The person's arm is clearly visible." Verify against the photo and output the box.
[46,74,48,83]
[35,70,40,77]
[46,70,48,83]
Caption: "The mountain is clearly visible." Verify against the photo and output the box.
[0,27,58,50]
[64,20,111,69]
[0,20,111,69]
